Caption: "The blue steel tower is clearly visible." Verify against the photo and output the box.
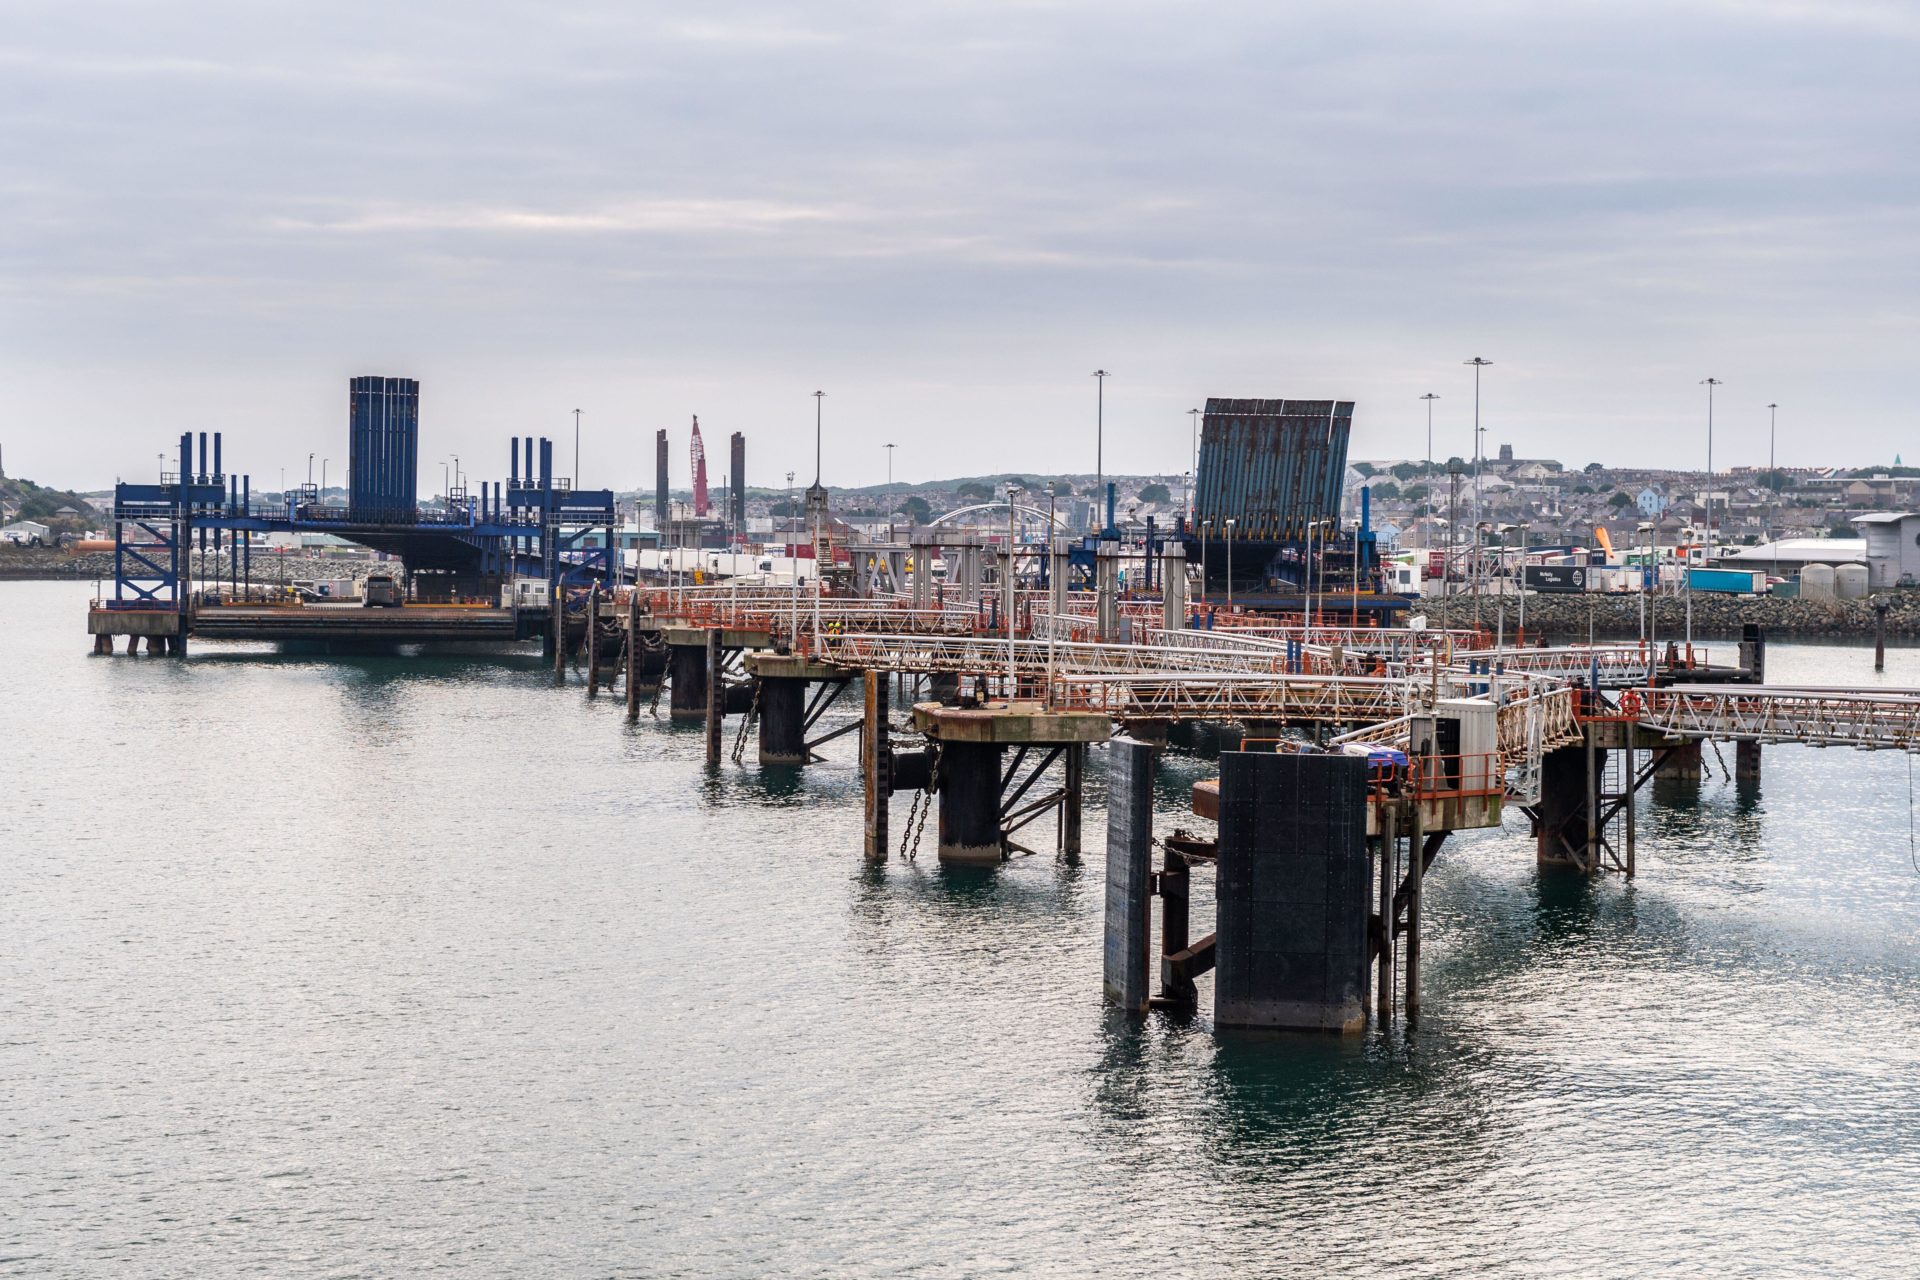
[348,376,420,522]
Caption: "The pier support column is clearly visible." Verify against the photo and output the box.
[1102,738,1155,1012]
[1214,751,1371,1033]
[625,591,641,721]
[668,643,708,721]
[92,633,112,655]
[863,671,891,860]
[1735,739,1762,781]
[757,675,808,765]
[1656,739,1702,780]
[1061,742,1084,859]
[704,629,724,766]
[1535,743,1605,869]
[935,742,1004,864]
[586,586,601,695]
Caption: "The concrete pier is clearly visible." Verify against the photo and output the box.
[1534,743,1602,868]
[911,702,1110,865]
[757,675,806,764]
[936,741,1005,864]
[668,643,708,721]
[1657,739,1703,780]
[1214,750,1371,1033]
[1102,738,1156,1012]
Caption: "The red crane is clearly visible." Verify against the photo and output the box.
[690,416,709,516]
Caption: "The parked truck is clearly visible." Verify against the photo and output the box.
[362,573,404,607]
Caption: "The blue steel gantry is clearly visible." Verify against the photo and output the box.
[93,379,619,650]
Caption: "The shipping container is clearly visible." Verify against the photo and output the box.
[1687,567,1764,595]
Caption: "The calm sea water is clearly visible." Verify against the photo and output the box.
[5,579,1919,1278]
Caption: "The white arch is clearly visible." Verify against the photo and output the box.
[925,500,1066,532]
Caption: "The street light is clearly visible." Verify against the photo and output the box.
[307,453,315,487]
[1420,392,1439,549]
[1187,406,1202,520]
[1224,517,1236,612]
[1199,519,1211,605]
[1637,520,1657,645]
[1092,370,1110,509]
[1464,358,1492,556]
[812,391,825,486]
[1006,484,1022,697]
[1766,402,1779,541]
[1701,378,1722,560]
[572,408,582,483]
[885,442,895,487]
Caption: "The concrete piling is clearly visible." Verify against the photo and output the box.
[757,676,807,765]
[935,741,1004,864]
[704,628,724,766]
[1102,737,1155,1012]
[1214,750,1371,1033]
[862,671,891,860]
[586,585,600,695]
[668,643,708,721]
[626,589,641,721]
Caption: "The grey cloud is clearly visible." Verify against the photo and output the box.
[3,0,1917,490]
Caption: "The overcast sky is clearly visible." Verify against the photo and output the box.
[5,1,1917,493]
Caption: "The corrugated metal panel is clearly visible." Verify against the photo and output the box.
[348,376,419,522]
[1195,398,1352,540]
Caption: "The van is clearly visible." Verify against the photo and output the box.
[363,573,403,607]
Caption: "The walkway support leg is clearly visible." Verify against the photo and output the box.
[863,671,890,860]
[1103,737,1155,1012]
[936,741,1004,864]
[758,676,808,766]
[1404,805,1423,1017]
[1061,741,1084,859]
[1376,806,1395,1024]
[586,586,600,695]
[625,591,640,721]
[668,644,708,721]
[704,628,724,766]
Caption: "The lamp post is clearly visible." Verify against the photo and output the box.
[1637,520,1655,644]
[1187,406,1202,521]
[321,458,328,501]
[1766,402,1779,541]
[885,442,895,488]
[1092,370,1110,505]
[1464,357,1492,554]
[1701,378,1722,560]
[1007,484,1021,697]
[572,408,582,483]
[1420,392,1439,549]
[307,453,315,487]
[785,470,795,548]
[1224,517,1236,612]
[812,391,825,486]
[1200,519,1211,604]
